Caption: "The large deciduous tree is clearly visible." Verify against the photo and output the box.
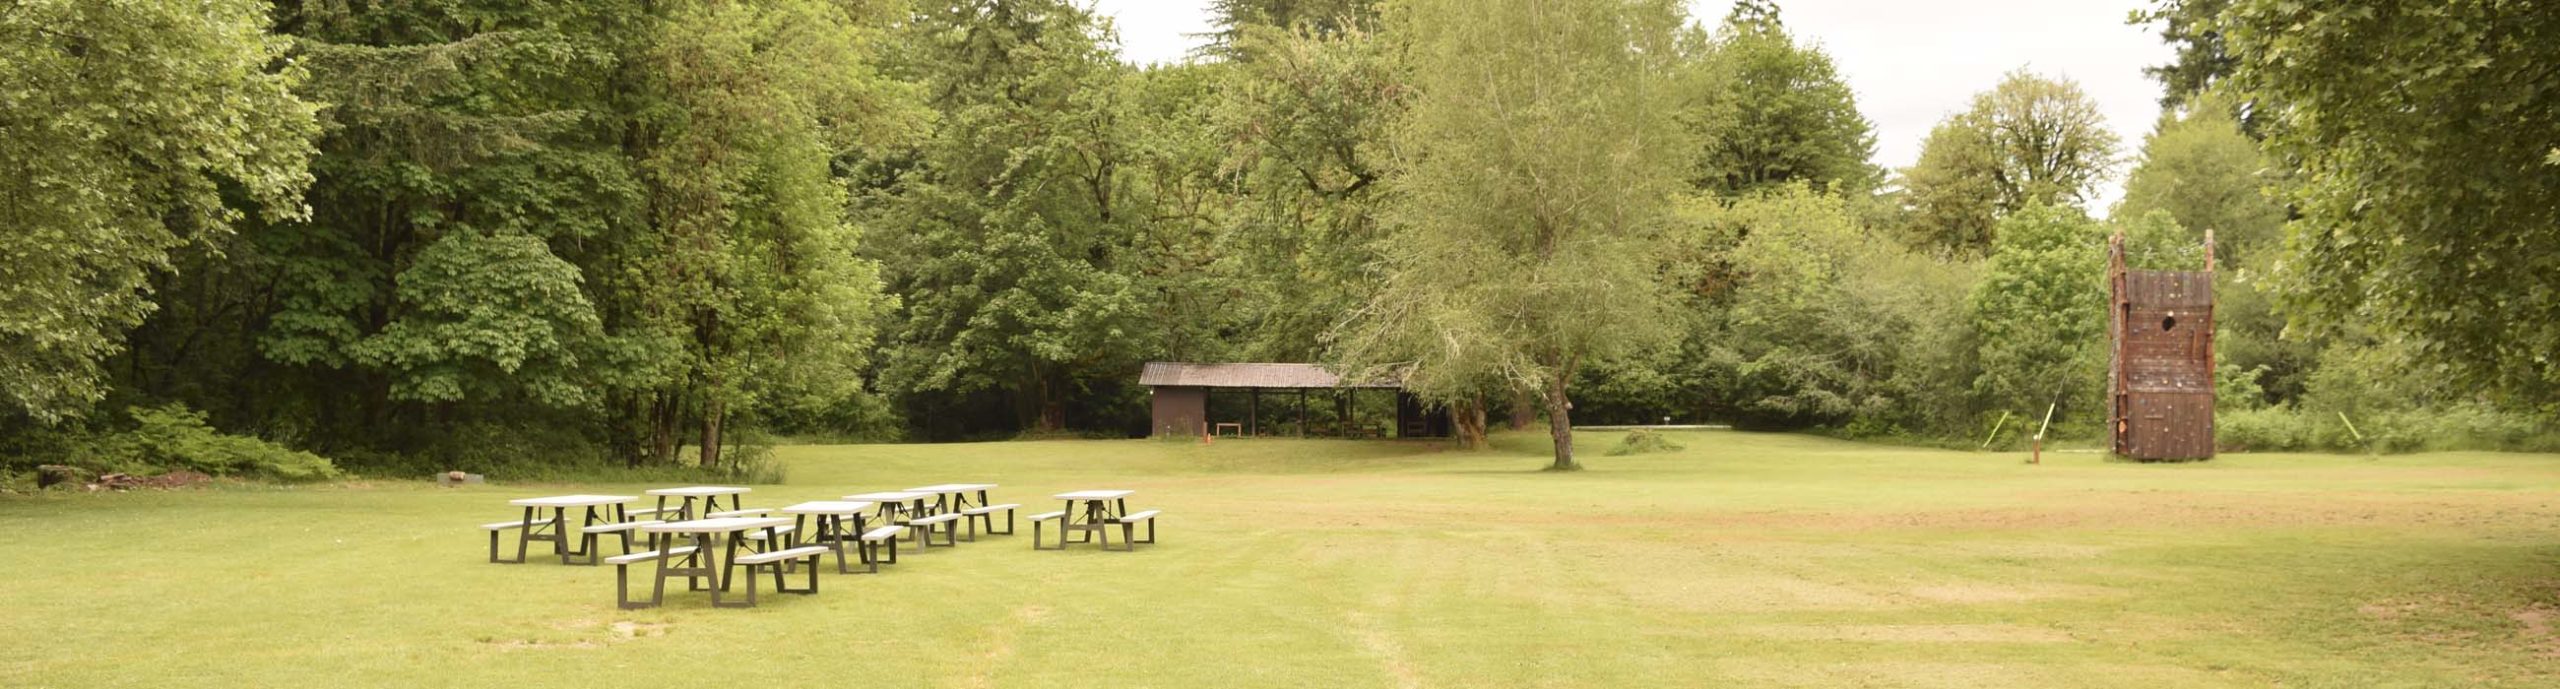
[1338,0,1688,470]
[1682,0,1879,196]
[1212,21,1407,361]
[1901,70,2120,254]
[0,0,317,423]
[2213,1,2560,406]
[626,0,919,467]
[135,0,916,467]
[1967,203,2108,422]
[2113,93,2283,264]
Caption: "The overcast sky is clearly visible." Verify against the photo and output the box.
[1087,0,2175,207]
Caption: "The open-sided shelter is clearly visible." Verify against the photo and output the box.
[2107,233,2216,460]
[1140,362,1448,439]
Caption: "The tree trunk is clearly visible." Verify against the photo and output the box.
[1509,388,1536,430]
[699,398,725,470]
[1544,375,1578,471]
[648,393,679,466]
[1451,396,1489,449]
[1026,371,1067,433]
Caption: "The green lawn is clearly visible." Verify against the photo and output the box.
[6,431,2560,687]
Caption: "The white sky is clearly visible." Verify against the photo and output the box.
[1088,0,2173,207]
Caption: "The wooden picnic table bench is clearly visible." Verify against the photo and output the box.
[905,483,1017,541]
[488,494,636,565]
[844,491,937,543]
[645,486,749,521]
[778,501,890,574]
[625,517,799,609]
[1036,490,1160,552]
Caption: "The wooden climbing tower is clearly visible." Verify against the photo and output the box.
[2108,232,2217,460]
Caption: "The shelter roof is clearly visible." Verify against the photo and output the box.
[1138,362,1401,389]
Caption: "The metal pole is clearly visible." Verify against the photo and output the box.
[1981,410,2012,450]
[2032,403,2056,465]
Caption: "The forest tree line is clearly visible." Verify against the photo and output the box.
[3,0,2555,476]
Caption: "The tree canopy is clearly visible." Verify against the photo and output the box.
[1681,1,1879,196]
[1901,70,2120,254]
[2213,1,2560,406]
[1337,0,1688,469]
[8,0,2558,475]
[0,0,317,423]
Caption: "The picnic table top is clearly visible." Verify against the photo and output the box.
[509,494,637,508]
[844,491,933,502]
[779,501,876,515]
[646,486,750,497]
[642,517,790,534]
[1054,490,1134,500]
[904,483,997,493]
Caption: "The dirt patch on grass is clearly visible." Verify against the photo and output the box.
[610,621,669,640]
[1905,582,2107,604]
[484,637,601,651]
[1345,606,1422,689]
[2514,606,2560,658]
[1739,623,2074,643]
[961,604,1052,689]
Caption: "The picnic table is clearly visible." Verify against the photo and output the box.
[502,494,637,564]
[1048,489,1132,549]
[637,517,793,608]
[904,483,998,515]
[779,501,876,573]
[646,486,749,520]
[844,491,936,542]
[844,490,933,522]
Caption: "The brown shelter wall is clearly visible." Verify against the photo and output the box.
[1150,386,1206,437]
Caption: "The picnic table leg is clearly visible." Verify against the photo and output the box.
[683,533,709,592]
[825,515,851,573]
[714,530,751,609]
[548,507,570,563]
[646,541,672,609]
[502,506,536,564]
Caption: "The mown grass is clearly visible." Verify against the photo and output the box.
[5,430,2559,687]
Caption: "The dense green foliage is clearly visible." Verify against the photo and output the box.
[1680,1,1878,196]
[4,0,2554,476]
[0,0,317,423]
[1968,205,2107,423]
[1901,71,2121,254]
[2215,1,2560,408]
[1336,0,1688,469]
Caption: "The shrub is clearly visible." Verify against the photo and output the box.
[1606,429,1687,456]
[2217,405,2560,454]
[113,404,341,481]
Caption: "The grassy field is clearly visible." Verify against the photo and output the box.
[6,430,2560,688]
